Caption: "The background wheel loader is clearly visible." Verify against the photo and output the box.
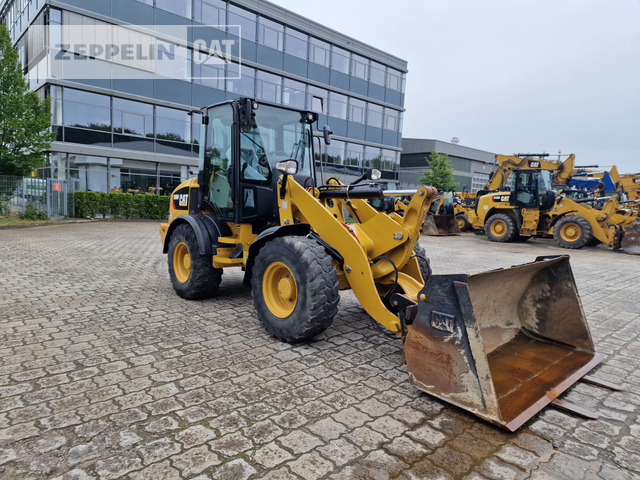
[160,98,619,431]
[471,166,640,253]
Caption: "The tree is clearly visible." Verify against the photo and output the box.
[419,150,459,190]
[0,23,56,176]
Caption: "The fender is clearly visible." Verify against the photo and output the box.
[243,223,311,286]
[163,214,232,255]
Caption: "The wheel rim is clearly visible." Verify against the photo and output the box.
[263,262,298,318]
[490,219,507,237]
[457,218,465,229]
[560,223,581,242]
[173,242,191,283]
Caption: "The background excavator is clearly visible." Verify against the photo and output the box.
[160,98,619,431]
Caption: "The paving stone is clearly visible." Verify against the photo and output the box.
[287,452,335,480]
[252,443,294,468]
[209,459,256,480]
[317,438,363,466]
[145,415,180,433]
[137,438,182,465]
[95,453,143,479]
[170,445,221,476]
[67,443,99,466]
[176,424,217,448]
[278,430,323,454]
[306,418,347,441]
[209,431,253,456]
[127,460,181,480]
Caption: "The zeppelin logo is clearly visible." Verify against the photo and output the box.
[431,311,455,334]
[528,160,541,168]
[174,194,188,207]
[493,195,510,202]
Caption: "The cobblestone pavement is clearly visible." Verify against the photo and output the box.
[1,221,639,480]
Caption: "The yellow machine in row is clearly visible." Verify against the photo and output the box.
[160,98,618,430]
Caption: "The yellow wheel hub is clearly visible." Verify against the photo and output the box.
[490,220,507,237]
[457,218,465,228]
[173,242,191,283]
[560,223,581,242]
[263,262,298,318]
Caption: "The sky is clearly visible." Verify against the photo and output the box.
[270,0,640,174]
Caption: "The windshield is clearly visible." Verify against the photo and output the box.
[239,104,314,182]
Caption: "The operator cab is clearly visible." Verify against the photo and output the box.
[198,98,317,227]
[510,169,556,210]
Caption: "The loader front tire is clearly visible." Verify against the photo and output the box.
[168,224,222,299]
[486,213,517,243]
[553,216,593,249]
[252,236,339,343]
[413,243,431,281]
[456,213,472,232]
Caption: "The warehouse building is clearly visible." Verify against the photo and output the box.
[400,138,496,192]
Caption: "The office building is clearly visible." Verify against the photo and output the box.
[1,0,407,193]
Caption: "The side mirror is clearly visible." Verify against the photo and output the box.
[276,160,299,175]
[322,125,332,145]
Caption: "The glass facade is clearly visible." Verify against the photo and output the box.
[0,0,407,188]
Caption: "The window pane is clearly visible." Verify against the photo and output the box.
[256,70,281,103]
[384,108,400,131]
[351,54,368,81]
[283,78,306,109]
[367,103,383,128]
[156,106,190,143]
[228,5,256,41]
[227,63,255,96]
[258,17,283,51]
[387,68,402,91]
[63,89,111,130]
[345,143,363,166]
[370,60,385,86]
[331,46,349,74]
[309,37,329,67]
[198,0,226,25]
[328,92,347,119]
[349,98,366,124]
[156,0,191,18]
[364,146,382,169]
[156,41,190,80]
[308,86,328,115]
[285,28,307,59]
[326,139,345,165]
[113,98,153,137]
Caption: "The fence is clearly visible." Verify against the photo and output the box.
[0,176,80,218]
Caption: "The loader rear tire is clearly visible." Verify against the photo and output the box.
[456,213,472,232]
[168,224,222,300]
[553,216,593,249]
[486,213,517,243]
[252,236,339,343]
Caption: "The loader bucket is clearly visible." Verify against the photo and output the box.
[620,218,640,255]
[423,214,462,236]
[404,255,602,431]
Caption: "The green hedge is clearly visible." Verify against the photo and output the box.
[74,191,170,219]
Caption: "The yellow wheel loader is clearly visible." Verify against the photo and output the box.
[160,98,620,430]
[471,168,640,253]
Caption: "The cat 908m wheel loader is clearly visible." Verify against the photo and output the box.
[160,98,619,431]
